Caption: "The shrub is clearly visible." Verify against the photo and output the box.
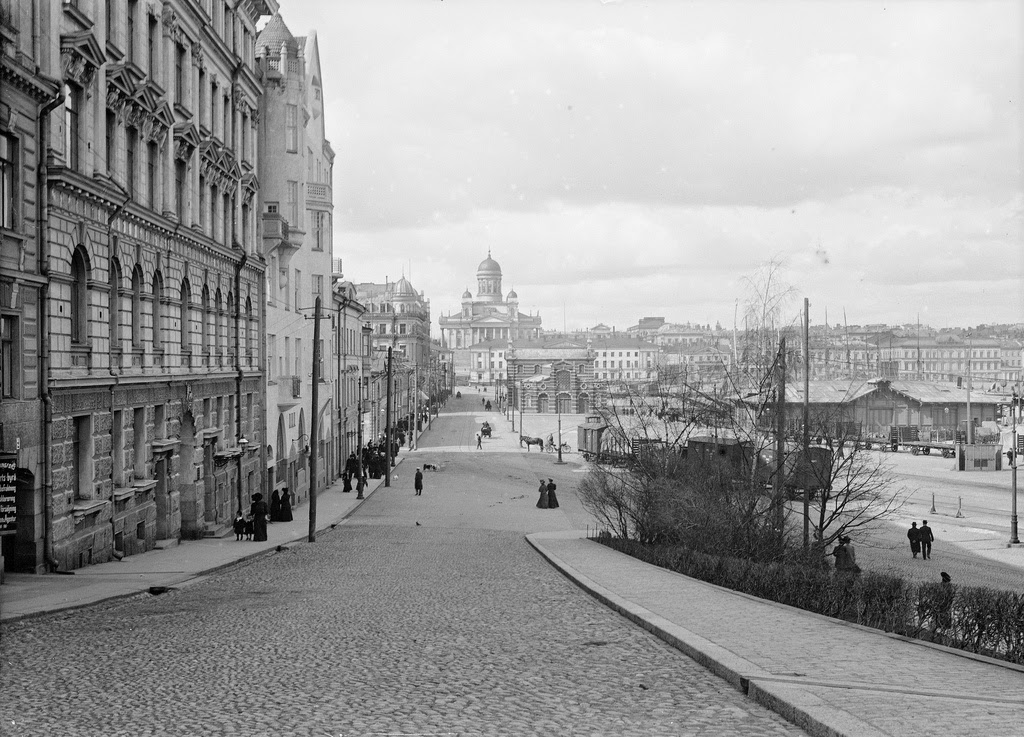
[594,535,1024,666]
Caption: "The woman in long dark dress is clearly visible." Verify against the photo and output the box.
[536,480,549,509]
[546,478,559,509]
[269,489,281,522]
[249,493,269,541]
[279,488,293,522]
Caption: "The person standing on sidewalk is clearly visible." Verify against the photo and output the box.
[536,479,549,509]
[414,468,423,496]
[249,493,269,542]
[907,522,921,558]
[919,520,934,559]
[279,488,293,522]
[546,478,559,509]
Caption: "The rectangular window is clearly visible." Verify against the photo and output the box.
[312,275,323,302]
[0,134,15,229]
[175,42,186,103]
[294,270,301,311]
[284,337,291,375]
[399,324,407,335]
[65,85,82,170]
[286,181,297,224]
[311,210,325,250]
[154,404,166,439]
[295,338,302,376]
[126,127,137,195]
[268,334,276,379]
[133,407,146,479]
[175,160,186,221]
[285,105,298,151]
[105,111,116,175]
[73,416,92,499]
[198,68,206,128]
[223,192,231,245]
[148,14,158,76]
[112,409,124,486]
[127,0,137,60]
[1,316,16,398]
[105,0,114,45]
[147,141,158,207]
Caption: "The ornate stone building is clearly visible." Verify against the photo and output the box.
[506,339,596,415]
[438,252,542,383]
[0,1,64,576]
[6,0,275,573]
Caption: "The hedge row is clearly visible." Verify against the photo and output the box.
[595,535,1024,666]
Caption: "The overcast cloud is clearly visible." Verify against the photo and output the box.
[272,0,1022,333]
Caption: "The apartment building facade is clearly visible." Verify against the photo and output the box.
[4,0,274,573]
[256,15,336,505]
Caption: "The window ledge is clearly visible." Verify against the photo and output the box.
[72,498,108,523]
[152,438,179,453]
[112,486,136,502]
[131,479,158,493]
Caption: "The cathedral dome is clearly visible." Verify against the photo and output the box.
[462,288,472,300]
[507,289,518,300]
[476,253,501,276]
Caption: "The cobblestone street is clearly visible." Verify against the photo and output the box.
[2,439,807,736]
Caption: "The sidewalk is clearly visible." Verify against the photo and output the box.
[528,531,1024,737]
[0,450,412,622]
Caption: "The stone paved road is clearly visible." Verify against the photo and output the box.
[1,420,808,736]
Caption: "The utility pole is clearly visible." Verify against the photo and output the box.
[384,346,393,487]
[308,296,322,543]
[774,338,786,546]
[803,299,810,550]
[1011,390,1020,544]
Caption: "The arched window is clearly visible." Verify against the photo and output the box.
[201,284,211,359]
[70,246,89,344]
[131,265,144,348]
[152,270,164,353]
[180,278,191,354]
[109,258,122,353]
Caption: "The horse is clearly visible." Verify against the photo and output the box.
[481,423,492,438]
[520,436,544,451]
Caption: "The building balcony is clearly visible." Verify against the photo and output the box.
[306,183,332,207]
[277,375,302,408]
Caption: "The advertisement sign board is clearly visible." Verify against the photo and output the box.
[0,453,16,536]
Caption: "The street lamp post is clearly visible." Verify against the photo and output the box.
[555,396,564,464]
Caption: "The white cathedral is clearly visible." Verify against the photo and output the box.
[439,253,543,351]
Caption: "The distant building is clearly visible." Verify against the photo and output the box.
[438,253,542,382]
[590,337,660,383]
[506,338,596,414]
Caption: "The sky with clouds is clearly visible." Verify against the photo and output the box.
[270,0,1022,335]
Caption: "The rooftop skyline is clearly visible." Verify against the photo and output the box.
[272,0,1023,332]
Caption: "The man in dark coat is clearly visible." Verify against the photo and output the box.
[919,520,934,559]
[907,521,921,558]
[414,468,423,496]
